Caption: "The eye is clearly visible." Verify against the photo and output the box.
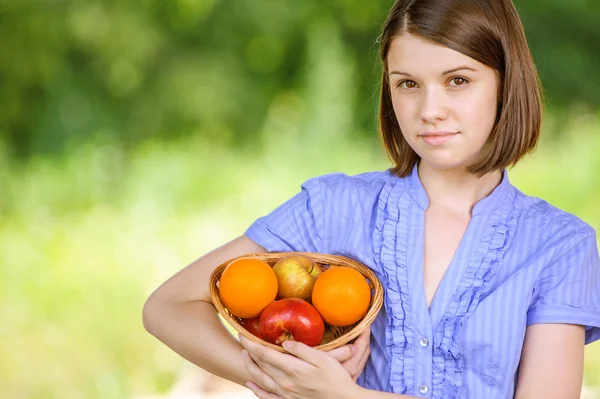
[449,77,469,87]
[397,80,417,89]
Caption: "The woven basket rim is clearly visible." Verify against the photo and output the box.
[209,251,384,353]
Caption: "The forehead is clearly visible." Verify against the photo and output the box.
[387,33,480,73]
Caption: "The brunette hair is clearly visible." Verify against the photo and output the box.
[378,0,543,177]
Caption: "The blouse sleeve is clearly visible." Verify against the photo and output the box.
[527,227,600,344]
[244,176,327,254]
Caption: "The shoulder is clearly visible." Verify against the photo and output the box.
[511,186,596,249]
[302,169,399,198]
[299,170,405,231]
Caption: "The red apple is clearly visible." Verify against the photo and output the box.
[241,316,263,339]
[272,255,323,302]
[259,298,324,347]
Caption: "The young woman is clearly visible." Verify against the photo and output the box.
[143,0,600,398]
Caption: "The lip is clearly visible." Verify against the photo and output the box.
[419,131,459,146]
[420,131,458,136]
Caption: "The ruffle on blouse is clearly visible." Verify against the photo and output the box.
[373,177,521,397]
[373,179,415,394]
[430,193,521,398]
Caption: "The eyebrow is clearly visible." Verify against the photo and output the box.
[389,66,477,77]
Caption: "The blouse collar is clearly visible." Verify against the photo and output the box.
[405,161,511,216]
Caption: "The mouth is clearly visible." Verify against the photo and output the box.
[419,131,459,146]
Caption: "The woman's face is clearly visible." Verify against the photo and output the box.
[387,33,501,171]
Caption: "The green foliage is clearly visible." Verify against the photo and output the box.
[1,110,600,398]
[1,1,600,398]
[1,0,600,156]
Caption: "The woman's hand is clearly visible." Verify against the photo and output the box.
[239,335,362,399]
[323,326,371,381]
[340,327,371,381]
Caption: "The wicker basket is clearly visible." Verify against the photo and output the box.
[209,252,384,353]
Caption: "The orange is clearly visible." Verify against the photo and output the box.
[311,267,371,327]
[219,258,278,318]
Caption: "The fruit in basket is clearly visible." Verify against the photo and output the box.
[312,267,371,327]
[219,258,278,318]
[259,298,325,347]
[241,316,263,339]
[272,255,323,302]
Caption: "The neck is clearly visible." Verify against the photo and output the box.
[417,161,503,216]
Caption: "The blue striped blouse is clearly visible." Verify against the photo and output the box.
[244,163,600,399]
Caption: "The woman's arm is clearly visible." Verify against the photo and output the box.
[142,235,269,386]
[142,234,359,388]
[514,323,585,399]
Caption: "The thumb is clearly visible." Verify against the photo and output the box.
[282,340,324,366]
[326,344,357,363]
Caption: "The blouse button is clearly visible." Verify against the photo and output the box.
[419,384,429,394]
[419,337,429,347]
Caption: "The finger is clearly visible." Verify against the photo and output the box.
[242,350,280,394]
[354,327,371,348]
[336,328,371,379]
[327,344,357,363]
[341,334,371,380]
[281,340,328,367]
[340,351,360,378]
[352,347,371,382]
[240,335,310,373]
[347,327,371,368]
[246,381,282,399]
[247,351,290,383]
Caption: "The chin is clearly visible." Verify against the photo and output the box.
[418,155,467,171]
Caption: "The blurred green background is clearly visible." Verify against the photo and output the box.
[1,1,599,398]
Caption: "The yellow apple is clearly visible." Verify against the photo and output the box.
[272,255,323,302]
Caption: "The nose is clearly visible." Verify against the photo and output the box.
[419,86,449,124]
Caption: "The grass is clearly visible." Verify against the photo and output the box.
[1,109,599,398]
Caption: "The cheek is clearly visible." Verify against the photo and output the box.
[391,96,415,128]
[460,90,498,133]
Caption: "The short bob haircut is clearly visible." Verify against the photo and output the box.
[378,0,543,177]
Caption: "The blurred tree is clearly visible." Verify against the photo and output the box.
[0,0,598,158]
